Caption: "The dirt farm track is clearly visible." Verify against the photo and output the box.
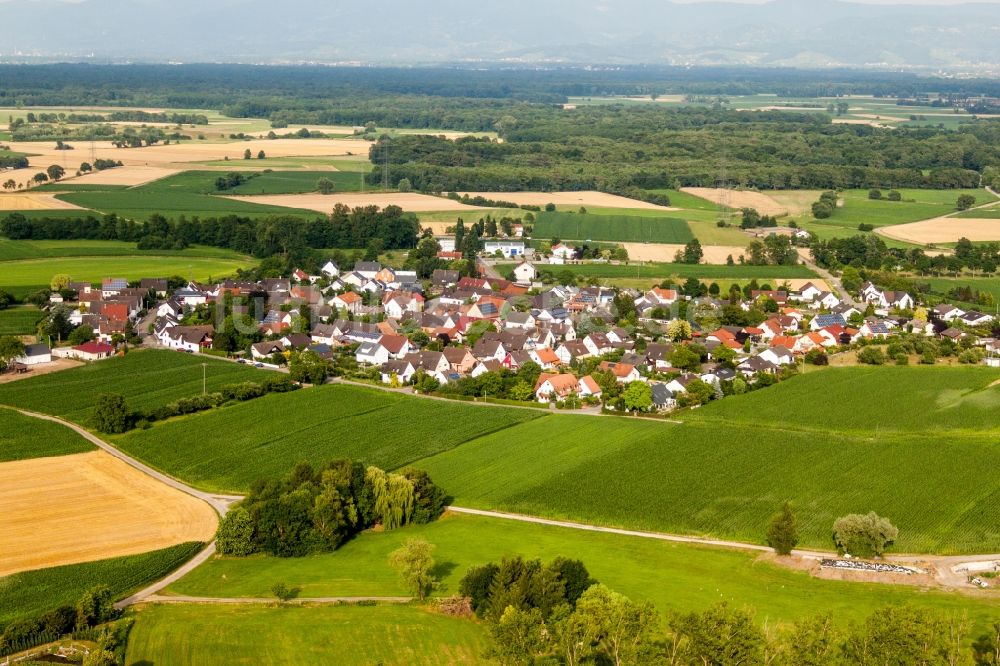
[0,450,217,576]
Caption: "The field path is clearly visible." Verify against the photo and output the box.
[797,251,858,307]
[876,187,1000,245]
[141,594,411,605]
[11,408,241,516]
[12,409,244,608]
[447,507,1000,590]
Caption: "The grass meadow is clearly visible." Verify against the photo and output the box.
[0,255,255,290]
[166,513,1000,633]
[0,350,264,424]
[0,239,249,261]
[956,206,1000,219]
[0,543,203,625]
[125,604,489,666]
[532,211,694,244]
[0,407,95,462]
[112,383,541,493]
[779,188,997,239]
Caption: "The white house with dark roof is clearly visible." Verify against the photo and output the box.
[16,343,51,366]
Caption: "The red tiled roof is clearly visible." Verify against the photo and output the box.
[74,341,114,354]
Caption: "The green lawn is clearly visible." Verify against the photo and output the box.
[0,306,44,335]
[111,383,541,493]
[0,407,95,462]
[416,367,1000,554]
[0,350,265,424]
[125,604,489,666]
[533,211,693,244]
[523,262,815,280]
[0,255,255,289]
[166,514,1000,633]
[0,543,203,625]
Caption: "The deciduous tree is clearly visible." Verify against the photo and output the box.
[766,501,799,555]
[389,538,437,601]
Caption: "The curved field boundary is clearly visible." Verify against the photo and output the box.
[12,409,242,608]
[447,507,1000,590]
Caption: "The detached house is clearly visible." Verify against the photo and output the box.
[330,291,363,315]
[534,373,580,402]
[598,361,641,384]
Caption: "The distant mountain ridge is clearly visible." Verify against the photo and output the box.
[1,0,998,69]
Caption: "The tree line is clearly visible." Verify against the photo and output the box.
[215,461,449,557]
[457,551,1000,666]
[0,206,420,260]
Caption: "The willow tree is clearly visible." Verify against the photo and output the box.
[366,466,415,530]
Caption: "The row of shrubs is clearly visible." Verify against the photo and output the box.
[138,376,297,426]
[96,375,299,433]
[0,587,118,657]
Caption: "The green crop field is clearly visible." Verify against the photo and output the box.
[0,407,95,462]
[167,514,1000,632]
[532,211,694,244]
[519,262,816,281]
[688,366,1000,435]
[125,604,489,666]
[0,543,203,625]
[416,367,1000,554]
[0,306,44,335]
[0,239,247,262]
[0,350,265,424]
[55,190,317,220]
[223,170,363,195]
[112,383,541,493]
[0,255,255,289]
[922,276,1000,305]
[50,171,326,220]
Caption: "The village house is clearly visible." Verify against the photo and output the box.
[534,372,580,402]
[251,340,286,361]
[598,361,641,384]
[443,347,477,374]
[513,262,537,284]
[61,340,115,361]
[15,343,52,366]
[483,240,526,258]
[380,359,416,385]
[158,324,214,352]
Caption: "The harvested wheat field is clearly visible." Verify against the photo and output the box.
[768,190,824,216]
[223,192,487,213]
[10,138,371,170]
[460,191,678,211]
[621,242,746,263]
[680,188,787,216]
[878,217,1000,244]
[0,193,84,211]
[0,451,217,576]
[72,166,180,186]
